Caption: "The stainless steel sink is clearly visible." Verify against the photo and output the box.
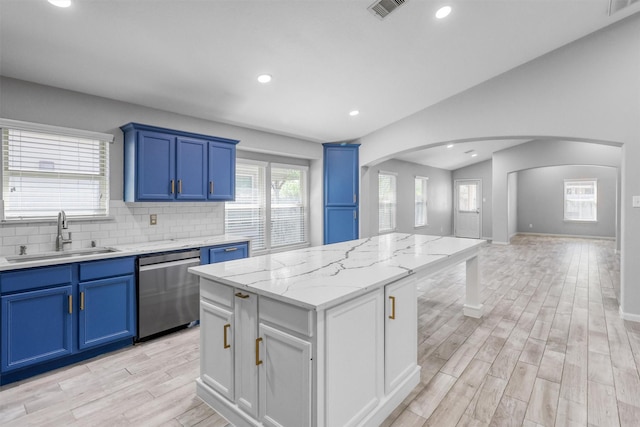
[6,247,119,263]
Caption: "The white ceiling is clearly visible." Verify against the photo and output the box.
[1,0,639,169]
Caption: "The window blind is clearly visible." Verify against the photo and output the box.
[2,127,110,220]
[271,165,307,248]
[415,176,428,227]
[564,179,597,221]
[378,172,397,233]
[225,161,267,251]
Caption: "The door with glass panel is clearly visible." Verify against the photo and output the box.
[455,179,481,238]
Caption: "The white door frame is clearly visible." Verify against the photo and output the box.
[454,179,482,238]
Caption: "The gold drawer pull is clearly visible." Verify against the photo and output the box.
[224,247,238,252]
[256,337,263,366]
[209,181,214,194]
[235,292,250,299]
[80,291,85,311]
[178,179,182,194]
[68,295,73,314]
[170,180,175,194]
[223,323,231,349]
[389,295,396,320]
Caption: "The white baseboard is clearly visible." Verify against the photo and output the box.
[515,232,615,241]
[619,306,640,323]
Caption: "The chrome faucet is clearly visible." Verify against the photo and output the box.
[56,210,72,251]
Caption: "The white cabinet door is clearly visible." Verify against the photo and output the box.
[258,324,312,427]
[234,290,259,418]
[384,277,417,393]
[200,300,234,400]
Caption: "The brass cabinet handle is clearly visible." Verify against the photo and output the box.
[353,210,357,220]
[178,179,182,194]
[389,295,396,319]
[353,193,357,204]
[170,180,175,194]
[80,292,85,311]
[209,181,214,194]
[255,337,263,366]
[234,292,250,299]
[223,324,231,349]
[224,247,238,252]
[68,295,73,314]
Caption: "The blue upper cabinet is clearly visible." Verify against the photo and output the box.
[323,143,360,244]
[122,123,239,202]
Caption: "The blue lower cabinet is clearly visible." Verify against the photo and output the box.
[79,275,136,350]
[324,207,359,244]
[1,285,73,372]
[0,257,136,385]
[200,242,249,264]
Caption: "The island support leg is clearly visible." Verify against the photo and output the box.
[463,255,483,318]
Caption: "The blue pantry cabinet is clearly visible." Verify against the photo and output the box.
[121,123,239,202]
[323,143,360,244]
[0,257,136,385]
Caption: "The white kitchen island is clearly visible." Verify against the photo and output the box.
[188,233,486,427]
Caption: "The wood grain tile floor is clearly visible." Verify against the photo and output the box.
[1,235,636,426]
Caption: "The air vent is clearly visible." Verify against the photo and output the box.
[609,0,639,15]
[368,0,408,20]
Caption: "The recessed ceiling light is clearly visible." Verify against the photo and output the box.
[257,74,272,84]
[349,110,360,116]
[471,153,478,157]
[435,5,452,19]
[48,0,72,7]
[446,144,454,149]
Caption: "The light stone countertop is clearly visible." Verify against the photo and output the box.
[189,233,486,310]
[0,234,251,272]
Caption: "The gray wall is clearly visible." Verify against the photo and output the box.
[362,159,452,238]
[508,172,518,240]
[516,165,617,238]
[452,160,492,239]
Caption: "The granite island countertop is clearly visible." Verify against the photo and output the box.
[189,233,486,310]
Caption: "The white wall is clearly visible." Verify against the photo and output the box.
[361,159,452,238]
[517,165,617,238]
[357,14,640,319]
[0,77,325,254]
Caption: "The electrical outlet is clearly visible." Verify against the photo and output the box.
[150,214,157,225]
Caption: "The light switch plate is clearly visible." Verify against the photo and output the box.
[634,196,640,208]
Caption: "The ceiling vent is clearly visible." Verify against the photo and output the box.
[609,0,639,15]
[368,0,408,20]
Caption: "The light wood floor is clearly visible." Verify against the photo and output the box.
[1,235,638,426]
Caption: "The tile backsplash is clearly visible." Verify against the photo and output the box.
[0,201,225,257]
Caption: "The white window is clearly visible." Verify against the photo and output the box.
[1,120,112,220]
[415,176,428,227]
[378,171,397,233]
[225,159,308,253]
[564,179,597,221]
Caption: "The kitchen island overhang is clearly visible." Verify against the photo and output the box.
[189,233,486,427]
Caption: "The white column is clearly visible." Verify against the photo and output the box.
[463,255,483,318]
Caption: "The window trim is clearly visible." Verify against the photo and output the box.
[563,178,598,223]
[0,118,113,222]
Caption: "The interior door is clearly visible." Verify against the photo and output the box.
[455,179,481,238]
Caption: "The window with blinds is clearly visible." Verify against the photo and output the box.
[564,179,597,221]
[415,176,428,227]
[225,160,308,253]
[271,164,307,248]
[378,171,397,233]
[1,124,111,220]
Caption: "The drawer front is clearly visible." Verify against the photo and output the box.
[259,296,313,337]
[79,257,135,281]
[206,242,248,264]
[200,279,234,308]
[0,265,73,294]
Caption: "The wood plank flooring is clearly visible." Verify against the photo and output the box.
[1,235,637,426]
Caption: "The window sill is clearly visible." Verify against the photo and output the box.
[563,219,598,224]
[1,215,116,225]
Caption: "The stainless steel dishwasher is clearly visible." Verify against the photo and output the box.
[137,249,201,341]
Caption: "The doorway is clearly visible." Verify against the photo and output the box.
[454,179,482,238]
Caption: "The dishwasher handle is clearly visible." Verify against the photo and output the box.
[138,257,200,272]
